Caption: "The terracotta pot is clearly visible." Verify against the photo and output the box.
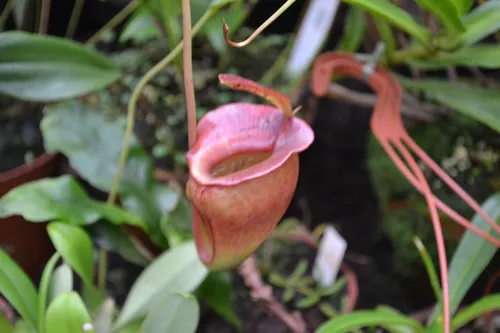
[0,153,61,280]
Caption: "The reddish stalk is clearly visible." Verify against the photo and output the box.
[182,0,197,148]
[310,52,500,333]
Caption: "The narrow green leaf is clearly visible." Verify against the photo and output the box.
[141,293,200,333]
[409,45,500,69]
[314,310,424,333]
[12,320,36,333]
[452,294,500,330]
[113,241,208,329]
[341,0,432,46]
[413,0,465,34]
[0,314,13,333]
[397,77,500,133]
[428,193,500,323]
[196,272,242,329]
[0,31,121,101]
[450,0,473,16]
[47,222,94,286]
[0,175,146,228]
[37,252,61,333]
[45,292,95,333]
[338,6,367,52]
[461,0,500,46]
[49,263,74,303]
[0,250,38,328]
[413,237,442,307]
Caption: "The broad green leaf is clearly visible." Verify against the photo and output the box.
[397,77,500,133]
[413,0,465,34]
[338,6,367,52]
[461,0,500,46]
[0,175,145,228]
[141,293,200,333]
[340,0,432,45]
[42,101,152,195]
[120,6,162,44]
[0,315,13,333]
[451,0,473,16]
[114,241,208,329]
[452,294,500,330]
[47,222,94,286]
[49,263,74,303]
[409,45,500,69]
[81,284,106,315]
[37,253,61,333]
[118,319,144,333]
[428,193,500,323]
[45,292,95,333]
[196,272,241,329]
[0,31,121,101]
[314,310,424,333]
[0,250,38,328]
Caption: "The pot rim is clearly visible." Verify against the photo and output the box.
[0,152,60,184]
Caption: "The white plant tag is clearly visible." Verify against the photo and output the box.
[286,0,341,79]
[313,225,347,288]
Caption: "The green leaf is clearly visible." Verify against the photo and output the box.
[413,0,465,34]
[0,315,13,333]
[450,0,473,16]
[93,298,115,333]
[461,0,500,46]
[397,77,500,133]
[428,193,500,323]
[408,45,500,69]
[413,237,442,308]
[114,241,208,329]
[452,294,500,330]
[47,222,94,286]
[37,253,61,333]
[160,195,193,247]
[338,6,367,52]
[117,319,144,333]
[81,284,106,315]
[45,292,95,333]
[49,263,74,303]
[0,175,145,228]
[340,0,432,45]
[141,293,200,333]
[0,250,38,328]
[12,320,36,333]
[120,6,162,44]
[0,31,121,101]
[196,272,241,329]
[314,310,424,333]
[42,101,152,195]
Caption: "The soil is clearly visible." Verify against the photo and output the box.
[0,97,45,173]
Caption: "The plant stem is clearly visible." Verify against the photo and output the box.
[182,0,197,149]
[65,0,85,39]
[99,10,213,291]
[38,0,51,34]
[86,0,142,46]
[97,247,108,292]
[0,0,14,31]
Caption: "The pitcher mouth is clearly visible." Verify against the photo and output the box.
[186,103,314,187]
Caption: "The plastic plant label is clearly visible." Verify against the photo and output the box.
[286,0,340,79]
[313,225,347,288]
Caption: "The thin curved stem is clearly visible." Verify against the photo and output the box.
[182,0,197,149]
[86,0,142,46]
[97,8,214,294]
[65,0,85,39]
[223,0,297,48]
[0,0,14,31]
